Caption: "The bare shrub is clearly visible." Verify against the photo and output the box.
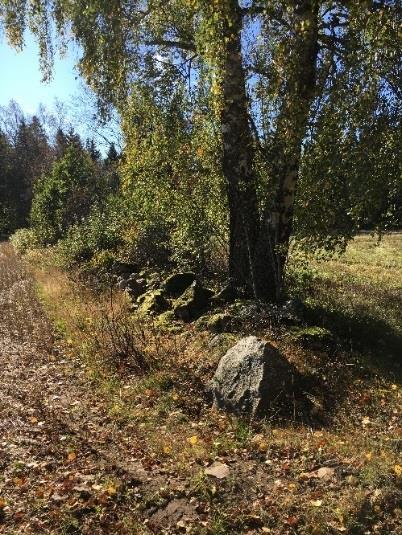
[90,307,152,374]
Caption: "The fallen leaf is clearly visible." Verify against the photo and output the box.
[205,462,230,479]
[285,516,299,526]
[310,500,323,507]
[67,452,77,462]
[394,465,402,477]
[250,434,269,452]
[0,498,6,508]
[316,467,335,480]
[106,484,117,496]
[187,435,198,446]
[163,445,173,455]
[300,467,335,481]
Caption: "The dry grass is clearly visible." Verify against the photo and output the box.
[6,235,401,534]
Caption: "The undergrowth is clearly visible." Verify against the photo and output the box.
[22,234,402,534]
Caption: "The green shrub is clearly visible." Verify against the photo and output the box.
[56,195,128,268]
[10,228,41,255]
[31,145,100,244]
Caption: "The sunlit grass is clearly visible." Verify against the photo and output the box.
[23,235,402,534]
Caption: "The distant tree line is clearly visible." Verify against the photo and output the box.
[0,101,120,239]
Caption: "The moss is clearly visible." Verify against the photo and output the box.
[138,290,170,316]
[173,282,214,322]
[154,310,182,332]
[291,326,334,348]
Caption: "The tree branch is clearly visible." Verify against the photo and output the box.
[144,39,196,52]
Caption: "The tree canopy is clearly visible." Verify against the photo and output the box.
[1,0,400,300]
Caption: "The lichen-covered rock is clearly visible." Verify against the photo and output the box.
[138,290,170,316]
[173,281,214,322]
[211,284,238,305]
[206,313,232,333]
[209,336,292,417]
[116,276,129,291]
[146,272,162,290]
[162,272,196,297]
[154,310,182,332]
[126,276,147,299]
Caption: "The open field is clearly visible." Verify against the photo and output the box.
[0,235,401,534]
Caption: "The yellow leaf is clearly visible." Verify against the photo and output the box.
[187,435,198,446]
[67,452,77,462]
[365,452,373,461]
[172,393,179,401]
[391,384,397,390]
[107,484,117,496]
[250,434,269,452]
[163,445,172,455]
[394,465,402,477]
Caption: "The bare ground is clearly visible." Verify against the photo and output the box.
[0,244,156,533]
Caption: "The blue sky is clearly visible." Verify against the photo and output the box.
[0,31,81,114]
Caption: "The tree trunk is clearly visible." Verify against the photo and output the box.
[261,0,319,301]
[220,1,263,295]
[220,0,318,302]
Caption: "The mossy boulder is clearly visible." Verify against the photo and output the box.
[154,310,182,332]
[173,281,214,322]
[162,272,196,297]
[211,284,238,305]
[203,313,232,333]
[138,290,170,316]
[126,276,147,299]
[195,313,231,332]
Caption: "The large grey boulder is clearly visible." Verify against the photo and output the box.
[209,336,292,417]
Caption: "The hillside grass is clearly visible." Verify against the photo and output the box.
[25,234,402,534]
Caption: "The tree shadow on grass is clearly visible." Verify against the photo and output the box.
[303,302,402,384]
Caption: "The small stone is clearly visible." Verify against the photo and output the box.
[204,462,230,479]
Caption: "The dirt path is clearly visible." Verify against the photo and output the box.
[0,244,155,534]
